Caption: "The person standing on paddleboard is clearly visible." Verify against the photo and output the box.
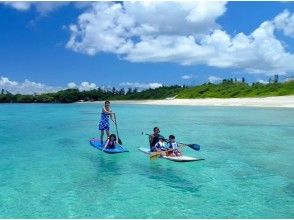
[149,127,165,152]
[99,100,115,145]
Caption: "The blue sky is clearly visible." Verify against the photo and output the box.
[0,1,293,93]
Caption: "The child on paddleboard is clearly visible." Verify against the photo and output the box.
[99,100,115,144]
[166,135,182,157]
[103,134,117,150]
[149,127,165,152]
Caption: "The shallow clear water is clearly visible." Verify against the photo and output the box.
[0,104,293,218]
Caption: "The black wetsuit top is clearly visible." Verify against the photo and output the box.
[150,134,164,150]
[150,135,159,147]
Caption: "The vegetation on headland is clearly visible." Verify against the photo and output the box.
[177,79,294,98]
[0,78,293,103]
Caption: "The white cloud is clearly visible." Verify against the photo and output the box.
[208,76,222,83]
[67,82,98,91]
[67,82,77,89]
[0,77,101,94]
[35,2,69,15]
[258,79,269,84]
[66,1,226,55]
[123,1,226,36]
[119,82,162,90]
[67,81,97,91]
[67,2,294,75]
[3,2,31,11]
[0,76,61,94]
[0,76,18,86]
[79,82,97,91]
[3,2,68,15]
[181,74,193,80]
[274,9,294,37]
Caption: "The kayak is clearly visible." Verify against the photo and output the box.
[138,147,204,162]
[90,138,129,154]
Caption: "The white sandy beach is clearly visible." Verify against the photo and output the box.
[78,96,294,108]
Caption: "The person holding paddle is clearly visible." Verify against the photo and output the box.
[98,100,115,145]
[149,127,165,152]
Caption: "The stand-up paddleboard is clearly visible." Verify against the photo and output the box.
[90,138,129,154]
[138,147,204,162]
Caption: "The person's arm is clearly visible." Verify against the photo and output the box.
[103,139,109,150]
[149,135,155,146]
[103,107,114,115]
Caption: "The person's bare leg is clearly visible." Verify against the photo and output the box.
[106,130,110,140]
[100,130,104,145]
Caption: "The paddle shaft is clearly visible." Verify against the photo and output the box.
[113,114,122,145]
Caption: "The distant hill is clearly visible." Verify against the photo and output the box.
[0,80,293,103]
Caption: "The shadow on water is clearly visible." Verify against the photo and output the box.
[134,161,203,196]
[88,152,130,181]
[284,183,294,197]
[91,154,122,174]
[57,138,78,148]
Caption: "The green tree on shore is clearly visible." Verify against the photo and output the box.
[0,80,293,103]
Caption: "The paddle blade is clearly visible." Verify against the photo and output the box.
[118,138,122,145]
[150,154,160,160]
[187,144,201,151]
[150,152,161,160]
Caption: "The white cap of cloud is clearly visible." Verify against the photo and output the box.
[3,2,31,11]
[66,2,294,75]
[148,82,163,89]
[119,82,162,90]
[79,82,97,91]
[66,1,226,55]
[3,2,69,15]
[0,76,102,94]
[258,79,269,84]
[274,9,294,37]
[182,74,193,80]
[67,81,98,91]
[0,76,61,94]
[208,76,222,83]
[67,82,77,89]
[0,76,18,86]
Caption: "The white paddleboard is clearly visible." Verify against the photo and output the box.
[138,147,204,162]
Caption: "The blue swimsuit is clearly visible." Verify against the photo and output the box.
[99,111,110,131]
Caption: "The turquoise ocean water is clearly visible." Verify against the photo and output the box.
[0,103,293,218]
